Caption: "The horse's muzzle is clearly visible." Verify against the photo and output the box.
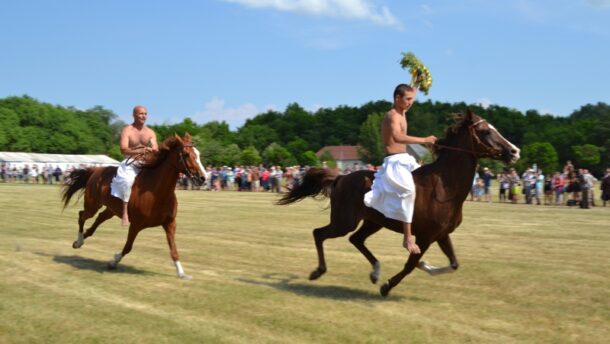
[192,175,205,186]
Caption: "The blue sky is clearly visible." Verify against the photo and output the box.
[1,0,609,129]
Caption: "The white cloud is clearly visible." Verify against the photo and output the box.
[586,0,610,9]
[223,0,402,29]
[194,97,261,129]
[478,98,493,109]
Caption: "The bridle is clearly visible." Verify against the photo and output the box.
[176,143,200,180]
[433,119,502,159]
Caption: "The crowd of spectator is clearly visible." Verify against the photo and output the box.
[4,160,610,208]
[0,163,74,184]
[471,160,610,208]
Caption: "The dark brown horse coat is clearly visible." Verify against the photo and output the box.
[279,110,520,296]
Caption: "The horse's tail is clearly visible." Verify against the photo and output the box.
[277,168,340,205]
[61,168,94,209]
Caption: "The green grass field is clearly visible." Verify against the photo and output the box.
[1,183,609,343]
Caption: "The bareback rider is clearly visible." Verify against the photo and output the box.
[363,53,437,254]
[111,105,158,226]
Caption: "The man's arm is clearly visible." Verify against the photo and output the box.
[148,129,159,152]
[389,114,436,145]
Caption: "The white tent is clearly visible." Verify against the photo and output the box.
[0,151,119,171]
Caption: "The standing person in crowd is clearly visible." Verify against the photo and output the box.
[543,174,553,205]
[261,167,270,191]
[363,83,437,254]
[498,171,510,202]
[110,105,158,226]
[552,171,565,205]
[578,169,590,209]
[470,167,480,201]
[582,169,597,207]
[251,166,260,192]
[534,170,544,205]
[53,165,63,183]
[481,167,493,203]
[509,169,521,204]
[0,163,6,182]
[601,168,610,207]
[272,166,283,192]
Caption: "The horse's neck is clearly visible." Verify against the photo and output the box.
[435,146,478,200]
[141,153,180,196]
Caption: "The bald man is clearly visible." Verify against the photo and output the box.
[110,105,158,226]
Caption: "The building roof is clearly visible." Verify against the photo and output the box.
[0,152,119,165]
[316,145,361,161]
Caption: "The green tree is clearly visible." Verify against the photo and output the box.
[300,150,320,167]
[572,144,601,168]
[241,146,262,166]
[262,142,297,167]
[221,144,242,166]
[519,142,559,173]
[237,124,279,152]
[318,150,337,169]
[358,112,384,165]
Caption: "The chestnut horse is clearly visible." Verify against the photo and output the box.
[278,109,520,296]
[61,133,205,279]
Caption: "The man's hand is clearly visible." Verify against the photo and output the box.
[403,236,421,254]
[426,135,437,144]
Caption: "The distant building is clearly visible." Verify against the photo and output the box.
[316,144,430,171]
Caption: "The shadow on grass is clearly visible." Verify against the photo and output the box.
[237,273,406,301]
[34,251,158,276]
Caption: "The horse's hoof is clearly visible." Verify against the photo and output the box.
[179,274,192,281]
[309,267,326,280]
[370,262,381,284]
[370,271,379,284]
[72,241,82,249]
[107,262,117,270]
[380,282,391,298]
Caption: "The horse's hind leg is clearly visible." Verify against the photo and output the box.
[349,220,383,283]
[162,218,190,280]
[83,207,115,240]
[108,226,141,269]
[72,204,101,249]
[310,222,355,280]
[418,235,459,275]
[380,240,431,297]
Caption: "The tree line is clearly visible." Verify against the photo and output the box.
[1,95,608,175]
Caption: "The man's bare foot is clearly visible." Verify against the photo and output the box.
[403,237,421,254]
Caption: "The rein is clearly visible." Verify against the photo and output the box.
[433,119,501,159]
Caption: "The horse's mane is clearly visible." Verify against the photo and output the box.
[430,112,471,156]
[139,136,181,170]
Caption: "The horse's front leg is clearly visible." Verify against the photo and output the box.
[380,240,430,297]
[417,235,459,276]
[108,225,141,269]
[163,219,190,280]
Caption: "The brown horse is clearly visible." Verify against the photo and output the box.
[278,109,520,296]
[61,133,205,279]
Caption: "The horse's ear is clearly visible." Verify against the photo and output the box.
[451,112,463,122]
[465,108,475,121]
[174,133,183,144]
[183,132,192,143]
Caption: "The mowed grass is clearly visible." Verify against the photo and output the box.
[1,183,609,344]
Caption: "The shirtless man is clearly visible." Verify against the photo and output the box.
[364,84,437,254]
[111,105,158,226]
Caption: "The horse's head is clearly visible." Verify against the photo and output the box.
[174,133,206,186]
[449,109,520,164]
